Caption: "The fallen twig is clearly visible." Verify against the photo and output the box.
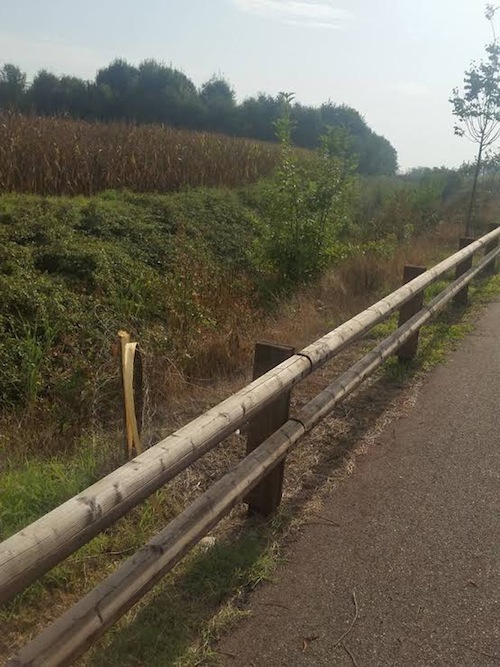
[343,643,359,667]
[308,511,340,527]
[72,547,136,562]
[333,591,359,647]
[214,649,236,658]
[260,601,289,610]
[307,522,341,529]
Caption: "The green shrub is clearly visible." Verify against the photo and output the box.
[263,94,356,286]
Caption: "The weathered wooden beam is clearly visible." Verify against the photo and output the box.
[245,342,294,515]
[1,227,500,606]
[397,265,426,362]
[11,244,500,667]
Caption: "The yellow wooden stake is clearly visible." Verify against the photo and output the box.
[118,331,142,457]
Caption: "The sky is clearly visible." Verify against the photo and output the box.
[0,0,494,170]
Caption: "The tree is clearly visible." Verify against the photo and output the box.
[319,103,398,175]
[291,103,322,148]
[27,70,63,115]
[200,77,236,133]
[58,76,92,117]
[264,93,357,284]
[95,59,139,119]
[0,64,26,109]
[450,5,500,235]
[237,94,283,142]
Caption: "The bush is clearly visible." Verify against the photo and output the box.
[263,95,356,286]
[0,188,262,436]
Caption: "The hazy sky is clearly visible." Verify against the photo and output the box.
[0,0,494,169]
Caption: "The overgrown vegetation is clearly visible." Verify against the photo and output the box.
[0,187,258,452]
[261,94,357,283]
[0,161,466,461]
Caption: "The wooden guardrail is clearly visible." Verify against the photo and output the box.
[3,226,500,665]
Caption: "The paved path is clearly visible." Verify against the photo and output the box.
[218,301,500,666]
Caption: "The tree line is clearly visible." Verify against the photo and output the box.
[0,59,398,176]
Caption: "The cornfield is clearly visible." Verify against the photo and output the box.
[0,112,283,195]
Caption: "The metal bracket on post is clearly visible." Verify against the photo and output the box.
[397,265,426,362]
[453,237,475,307]
[245,341,294,516]
[484,224,499,276]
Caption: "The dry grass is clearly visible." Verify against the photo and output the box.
[0,112,283,195]
[139,220,462,445]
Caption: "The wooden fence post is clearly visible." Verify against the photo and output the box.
[453,237,475,307]
[397,265,426,362]
[118,331,143,459]
[484,223,499,276]
[245,341,294,516]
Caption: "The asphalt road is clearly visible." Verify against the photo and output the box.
[217,300,500,666]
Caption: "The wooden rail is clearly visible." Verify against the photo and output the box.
[3,227,500,665]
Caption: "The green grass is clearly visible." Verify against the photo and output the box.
[1,501,291,664]
[88,520,285,667]
[0,444,104,540]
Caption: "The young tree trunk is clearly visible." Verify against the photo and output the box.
[465,134,485,236]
